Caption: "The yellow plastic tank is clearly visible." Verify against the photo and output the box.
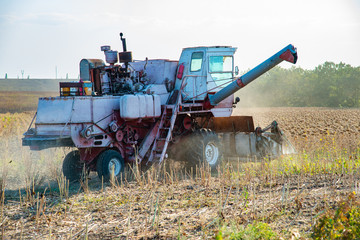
[63,87,70,96]
[83,81,92,95]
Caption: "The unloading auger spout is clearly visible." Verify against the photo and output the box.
[209,44,297,106]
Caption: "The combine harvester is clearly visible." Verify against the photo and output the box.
[23,33,297,181]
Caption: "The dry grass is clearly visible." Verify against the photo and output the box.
[0,108,359,239]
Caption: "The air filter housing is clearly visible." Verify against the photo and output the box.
[101,46,118,64]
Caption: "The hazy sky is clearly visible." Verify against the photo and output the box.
[0,0,359,78]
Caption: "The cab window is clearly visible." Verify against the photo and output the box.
[209,56,232,72]
[190,52,203,72]
[209,56,233,86]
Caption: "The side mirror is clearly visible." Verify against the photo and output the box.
[233,96,240,108]
[235,66,239,76]
[234,97,240,104]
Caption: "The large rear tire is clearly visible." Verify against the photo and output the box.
[62,150,84,182]
[96,150,124,181]
[184,129,223,171]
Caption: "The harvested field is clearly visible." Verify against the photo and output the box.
[1,108,360,239]
[235,107,360,150]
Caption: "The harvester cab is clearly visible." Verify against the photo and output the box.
[175,46,236,101]
[23,33,297,182]
[172,46,238,117]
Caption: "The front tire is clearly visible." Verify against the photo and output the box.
[62,150,84,182]
[96,150,124,181]
[184,129,223,171]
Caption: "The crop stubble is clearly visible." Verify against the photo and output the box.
[0,107,359,239]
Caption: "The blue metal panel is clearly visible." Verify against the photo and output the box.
[79,59,105,81]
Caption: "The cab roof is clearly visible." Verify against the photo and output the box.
[182,46,237,53]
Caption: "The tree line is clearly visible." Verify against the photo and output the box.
[236,62,360,108]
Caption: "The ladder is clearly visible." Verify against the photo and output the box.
[147,90,182,164]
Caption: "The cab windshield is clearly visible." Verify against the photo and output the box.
[209,56,233,87]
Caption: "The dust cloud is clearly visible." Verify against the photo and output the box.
[0,112,71,192]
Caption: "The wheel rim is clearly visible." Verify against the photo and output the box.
[108,158,122,176]
[205,142,219,165]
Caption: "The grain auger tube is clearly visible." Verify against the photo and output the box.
[208,44,297,106]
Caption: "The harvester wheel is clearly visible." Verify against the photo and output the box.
[62,150,85,182]
[96,150,124,181]
[185,129,222,171]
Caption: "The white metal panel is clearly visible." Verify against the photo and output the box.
[35,124,71,136]
[144,95,153,117]
[235,133,257,157]
[92,96,120,129]
[71,98,92,122]
[211,108,233,117]
[143,84,169,105]
[138,95,146,118]
[36,97,91,124]
[36,97,73,124]
[153,95,161,117]
[130,60,178,84]
[37,96,120,125]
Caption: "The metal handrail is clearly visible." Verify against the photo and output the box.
[180,75,235,101]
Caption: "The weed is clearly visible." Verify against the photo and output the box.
[312,192,360,239]
[216,222,278,240]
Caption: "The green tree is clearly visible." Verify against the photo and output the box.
[236,61,360,108]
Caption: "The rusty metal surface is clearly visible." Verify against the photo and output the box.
[208,116,254,133]
[138,121,160,161]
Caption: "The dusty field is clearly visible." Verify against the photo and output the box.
[235,107,360,150]
[0,108,359,239]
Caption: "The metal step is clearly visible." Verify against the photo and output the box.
[147,81,183,164]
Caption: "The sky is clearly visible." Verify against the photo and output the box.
[0,0,359,79]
